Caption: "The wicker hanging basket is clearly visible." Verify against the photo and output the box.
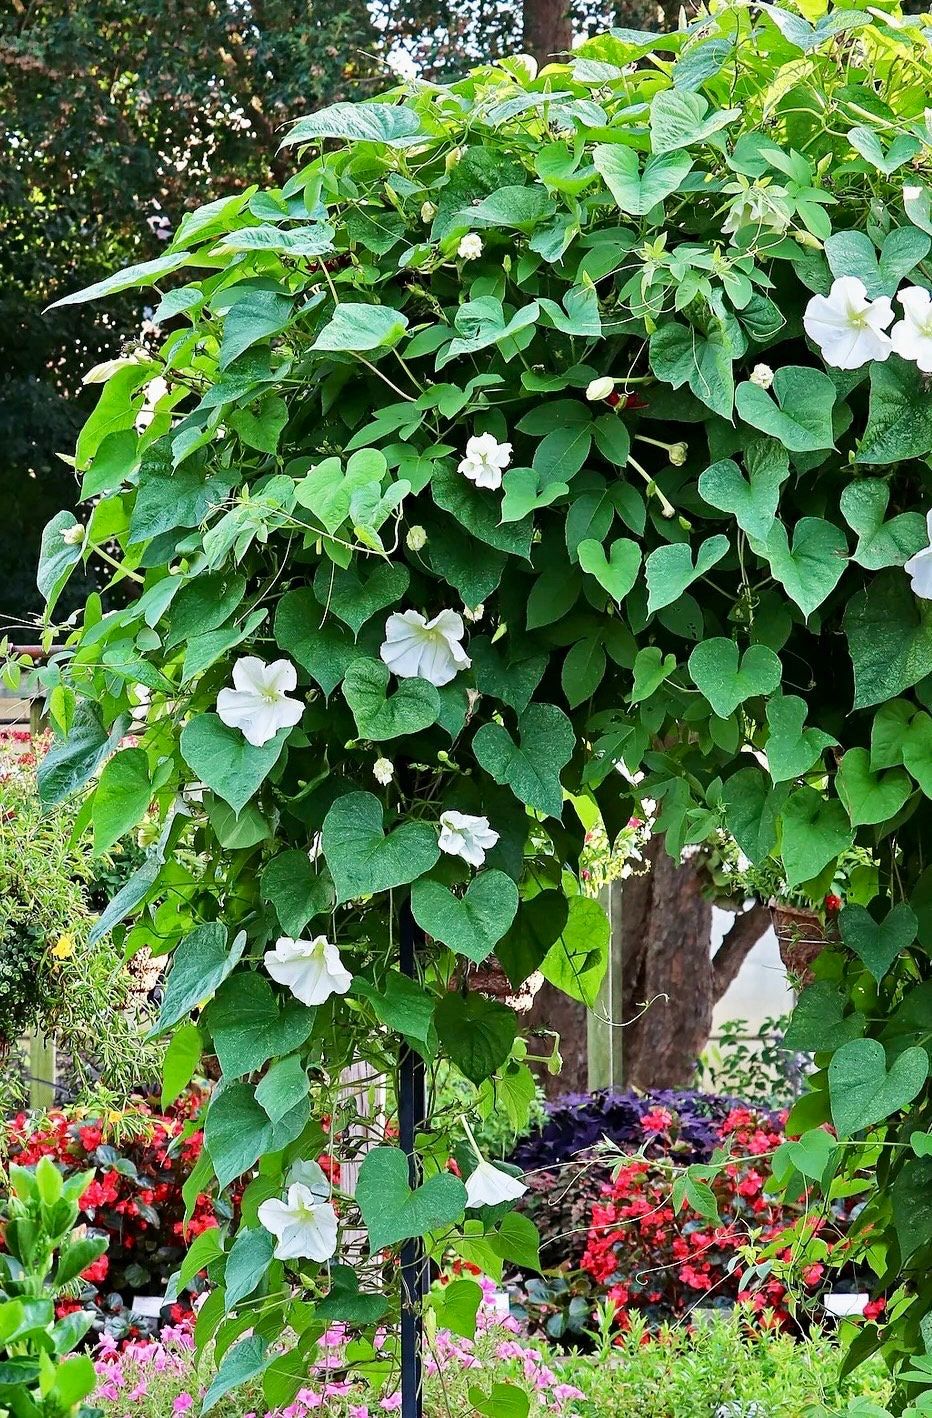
[770,900,838,985]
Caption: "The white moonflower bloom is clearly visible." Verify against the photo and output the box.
[263,935,352,1007]
[457,433,513,490]
[891,285,932,372]
[216,656,304,747]
[257,1183,338,1261]
[803,276,894,369]
[905,511,932,600]
[438,810,499,868]
[380,610,470,686]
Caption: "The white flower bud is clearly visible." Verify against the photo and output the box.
[458,233,483,261]
[373,757,394,786]
[750,363,774,389]
[406,525,428,552]
[420,201,437,223]
[586,377,616,402]
[668,442,688,466]
[61,523,85,546]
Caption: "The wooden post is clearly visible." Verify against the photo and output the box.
[587,882,624,1090]
[29,1032,56,1110]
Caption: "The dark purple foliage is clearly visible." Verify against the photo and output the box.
[511,1088,775,1170]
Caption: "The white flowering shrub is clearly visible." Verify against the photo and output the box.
[31,2,932,1406]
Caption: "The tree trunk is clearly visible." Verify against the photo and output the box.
[522,0,573,64]
[526,984,586,1097]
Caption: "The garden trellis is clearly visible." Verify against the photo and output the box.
[29,3,932,1410]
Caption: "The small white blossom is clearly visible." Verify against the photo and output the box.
[462,602,484,623]
[803,276,894,369]
[458,232,484,261]
[465,1158,527,1209]
[373,757,395,786]
[667,441,688,466]
[264,935,352,1007]
[438,810,499,868]
[420,201,437,223]
[380,609,470,687]
[257,1183,338,1262]
[406,524,428,552]
[905,511,932,599]
[135,375,170,433]
[216,656,304,747]
[749,363,774,389]
[586,377,616,401]
[60,523,85,546]
[722,189,788,237]
[457,433,512,491]
[891,285,932,372]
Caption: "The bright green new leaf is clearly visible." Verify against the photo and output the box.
[577,537,640,602]
[282,101,425,148]
[92,747,153,853]
[312,303,408,353]
[540,894,610,1007]
[593,144,693,215]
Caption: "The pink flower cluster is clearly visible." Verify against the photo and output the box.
[91,1280,585,1416]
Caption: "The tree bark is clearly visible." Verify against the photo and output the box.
[522,0,573,65]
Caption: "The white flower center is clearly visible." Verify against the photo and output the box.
[261,686,283,704]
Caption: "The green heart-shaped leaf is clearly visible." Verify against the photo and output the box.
[903,710,932,794]
[321,791,440,903]
[500,467,569,523]
[754,517,847,618]
[158,923,246,1033]
[840,478,926,570]
[860,357,932,466]
[781,786,853,888]
[473,703,574,818]
[496,891,570,987]
[836,747,911,827]
[342,659,440,740]
[721,767,788,865]
[411,871,519,964]
[829,1037,928,1137]
[577,537,641,602]
[736,365,836,453]
[433,990,516,1085]
[645,535,729,615]
[470,637,547,714]
[698,442,789,542]
[540,894,610,1008]
[765,695,836,782]
[205,973,316,1078]
[260,850,334,937]
[432,465,534,558]
[845,571,932,709]
[179,713,289,814]
[840,902,918,982]
[312,561,409,635]
[275,587,379,695]
[687,638,781,719]
[356,1146,466,1252]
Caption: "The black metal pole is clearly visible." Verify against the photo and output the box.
[398,903,426,1418]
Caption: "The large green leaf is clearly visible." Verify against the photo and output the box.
[38,704,129,810]
[433,991,516,1085]
[687,638,781,718]
[781,787,852,888]
[312,303,408,353]
[860,357,932,464]
[697,442,789,542]
[321,792,440,902]
[649,321,734,418]
[179,714,289,814]
[342,659,440,740]
[828,1037,927,1137]
[158,923,246,1033]
[260,851,334,937]
[540,895,610,1007]
[765,695,836,782]
[473,704,574,818]
[844,571,932,709]
[840,479,926,570]
[205,973,316,1078]
[282,102,425,148]
[645,535,729,615]
[593,144,693,215]
[312,560,409,634]
[754,517,847,617]
[649,88,739,152]
[92,747,153,853]
[840,902,918,982]
[735,366,836,452]
[410,871,519,963]
[835,747,911,827]
[356,1146,466,1252]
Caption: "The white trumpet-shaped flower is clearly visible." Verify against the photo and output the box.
[461,1118,526,1209]
[457,433,513,490]
[216,656,304,747]
[905,511,932,600]
[438,811,499,868]
[891,285,932,372]
[263,935,352,1007]
[257,1183,338,1261]
[803,276,894,369]
[380,610,470,686]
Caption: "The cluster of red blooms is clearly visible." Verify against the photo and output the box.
[5,1093,220,1337]
[580,1105,858,1334]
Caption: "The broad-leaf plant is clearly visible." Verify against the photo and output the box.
[29,0,932,1406]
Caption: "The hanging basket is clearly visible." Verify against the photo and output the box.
[770,900,837,985]
[467,959,544,1014]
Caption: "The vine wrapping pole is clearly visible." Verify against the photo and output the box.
[398,902,426,1418]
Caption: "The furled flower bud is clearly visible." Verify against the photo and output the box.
[586,377,616,402]
[373,757,394,786]
[668,442,688,466]
[420,201,437,223]
[793,230,823,250]
[458,233,483,261]
[750,363,774,389]
[61,523,85,546]
[406,525,428,552]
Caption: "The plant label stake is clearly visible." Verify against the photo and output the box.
[399,903,427,1418]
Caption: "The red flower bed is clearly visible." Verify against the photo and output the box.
[577,1105,845,1333]
[4,1091,220,1339]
